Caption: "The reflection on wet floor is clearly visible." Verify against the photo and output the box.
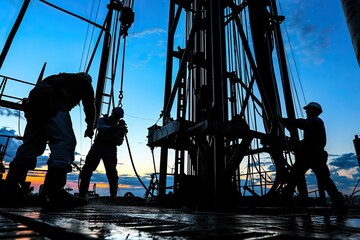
[1,202,360,239]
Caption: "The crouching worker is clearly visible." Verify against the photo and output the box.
[3,72,95,210]
[79,107,127,199]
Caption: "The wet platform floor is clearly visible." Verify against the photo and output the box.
[1,201,360,239]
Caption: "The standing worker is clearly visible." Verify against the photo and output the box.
[79,107,127,199]
[3,72,95,210]
[279,102,346,211]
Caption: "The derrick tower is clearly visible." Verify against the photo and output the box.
[148,0,305,206]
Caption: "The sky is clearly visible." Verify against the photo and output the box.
[0,0,360,198]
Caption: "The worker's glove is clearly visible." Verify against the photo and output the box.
[118,137,124,146]
[84,126,94,138]
[116,119,128,133]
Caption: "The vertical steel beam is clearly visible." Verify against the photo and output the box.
[0,0,30,69]
[158,0,176,201]
[208,0,227,206]
[95,1,114,121]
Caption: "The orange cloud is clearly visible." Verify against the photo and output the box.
[338,168,357,179]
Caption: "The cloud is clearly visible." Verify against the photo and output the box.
[282,2,332,65]
[65,172,152,197]
[314,153,360,194]
[0,127,22,162]
[4,0,23,8]
[338,168,358,180]
[0,127,17,137]
[74,151,83,156]
[130,28,166,38]
[327,153,360,193]
[329,152,359,170]
[328,153,341,158]
[157,39,166,49]
[67,172,81,182]
[119,174,151,188]
[0,107,22,118]
[127,27,166,69]
[130,55,152,69]
[36,155,49,169]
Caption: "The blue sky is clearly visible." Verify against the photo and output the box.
[0,0,359,197]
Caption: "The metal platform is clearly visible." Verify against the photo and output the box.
[1,198,360,239]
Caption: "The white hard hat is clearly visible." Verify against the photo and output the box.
[303,102,322,114]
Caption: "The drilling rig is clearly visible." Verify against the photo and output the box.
[147,0,308,207]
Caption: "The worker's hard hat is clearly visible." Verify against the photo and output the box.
[303,102,322,114]
[77,72,92,84]
[112,107,124,118]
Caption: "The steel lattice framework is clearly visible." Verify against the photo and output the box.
[148,0,307,207]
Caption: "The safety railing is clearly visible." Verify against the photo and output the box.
[0,74,35,110]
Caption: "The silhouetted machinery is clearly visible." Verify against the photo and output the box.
[1,0,353,207]
[352,135,360,199]
[341,0,360,67]
[147,0,309,207]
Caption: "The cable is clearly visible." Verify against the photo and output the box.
[124,134,154,197]
[80,0,101,69]
[277,0,307,107]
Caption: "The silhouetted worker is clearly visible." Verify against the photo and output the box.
[3,72,95,209]
[79,107,127,199]
[279,102,345,211]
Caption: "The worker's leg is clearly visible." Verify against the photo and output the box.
[40,112,87,210]
[3,123,47,206]
[8,122,47,176]
[103,154,119,197]
[312,163,345,210]
[282,159,309,198]
[41,168,87,210]
[46,111,76,172]
[79,147,101,197]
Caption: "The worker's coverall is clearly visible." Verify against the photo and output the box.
[281,116,344,207]
[10,73,95,172]
[79,116,126,197]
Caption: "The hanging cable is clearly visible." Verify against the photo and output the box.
[101,2,152,197]
[124,134,154,197]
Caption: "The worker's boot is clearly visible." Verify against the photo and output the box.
[1,168,29,207]
[108,175,119,199]
[40,169,88,210]
[78,170,92,197]
[330,191,347,214]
